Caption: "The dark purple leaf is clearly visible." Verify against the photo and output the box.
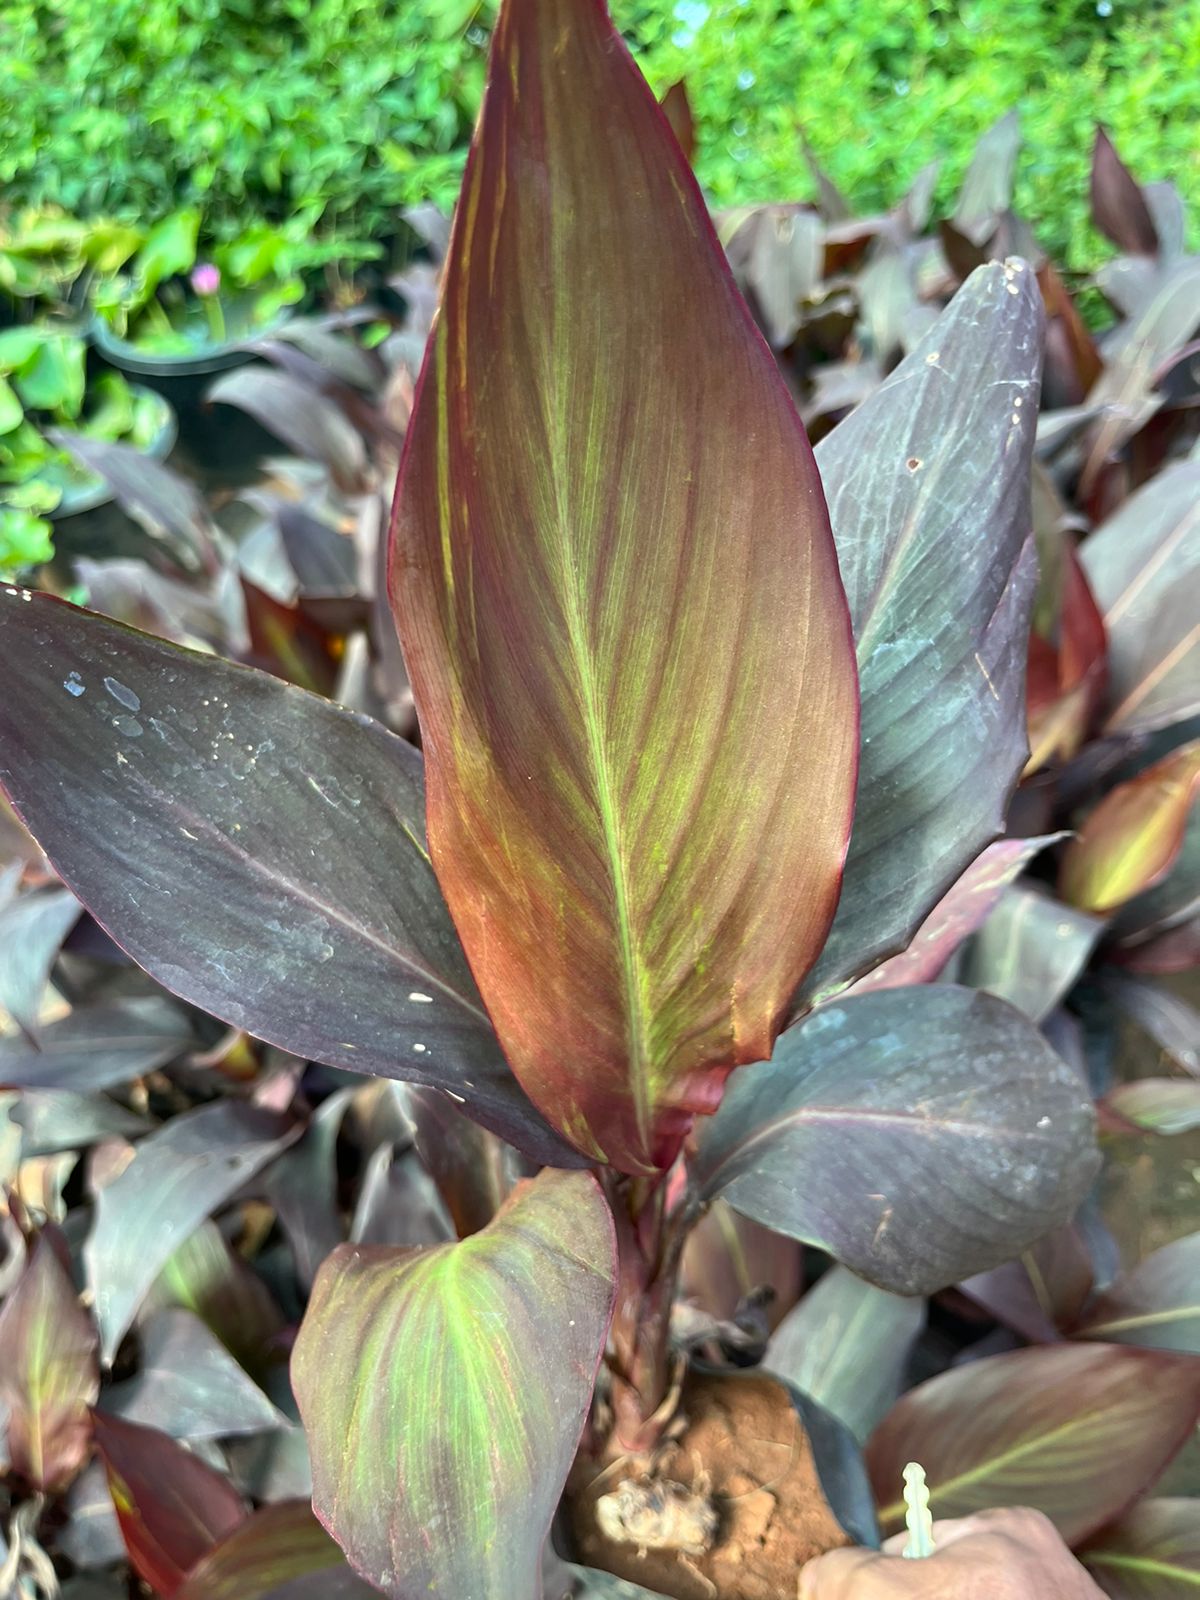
[868,1344,1200,1544]
[961,1222,1096,1343]
[176,1501,381,1600]
[403,1085,516,1237]
[958,885,1103,1022]
[0,1231,99,1490]
[1075,1233,1200,1353]
[1091,129,1159,258]
[847,835,1061,996]
[50,432,217,575]
[952,111,1021,246]
[349,1142,452,1249]
[85,1100,298,1362]
[76,556,238,653]
[145,1221,286,1382]
[764,1265,924,1442]
[678,1199,803,1332]
[272,503,357,597]
[207,370,368,494]
[1102,971,1200,1077]
[0,590,583,1168]
[102,1308,287,1439]
[1082,261,1200,493]
[0,996,194,1091]
[60,1461,126,1570]
[13,1089,151,1155]
[801,133,852,222]
[262,1090,350,1288]
[799,262,1043,1004]
[94,1411,247,1597]
[0,885,80,1039]
[1081,458,1200,736]
[694,986,1098,1294]
[1082,1498,1200,1600]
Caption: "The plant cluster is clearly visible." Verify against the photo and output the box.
[0,4,1198,1600]
[2,0,1196,272]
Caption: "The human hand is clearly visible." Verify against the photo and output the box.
[798,1508,1106,1599]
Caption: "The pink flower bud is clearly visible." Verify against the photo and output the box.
[190,263,221,297]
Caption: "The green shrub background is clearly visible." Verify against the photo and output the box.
[2,0,1197,268]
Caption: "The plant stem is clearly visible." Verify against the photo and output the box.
[603,1169,691,1455]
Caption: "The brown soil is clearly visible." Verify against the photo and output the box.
[568,1373,850,1600]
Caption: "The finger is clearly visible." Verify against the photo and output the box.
[798,1547,889,1598]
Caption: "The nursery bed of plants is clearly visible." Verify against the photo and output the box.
[1,1,1199,1598]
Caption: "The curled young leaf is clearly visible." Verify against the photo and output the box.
[694,985,1097,1294]
[388,0,858,1173]
[292,1169,617,1600]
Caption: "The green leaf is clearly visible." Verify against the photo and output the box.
[14,333,87,416]
[0,506,53,571]
[0,375,24,433]
[389,0,858,1173]
[868,1345,1200,1546]
[693,985,1098,1294]
[0,327,47,374]
[133,208,201,299]
[798,261,1043,1006]
[292,1169,617,1600]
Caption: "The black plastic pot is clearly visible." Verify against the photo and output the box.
[89,303,295,384]
[89,305,301,485]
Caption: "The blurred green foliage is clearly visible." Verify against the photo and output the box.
[1,0,1196,270]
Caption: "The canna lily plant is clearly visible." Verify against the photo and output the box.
[0,0,1101,1596]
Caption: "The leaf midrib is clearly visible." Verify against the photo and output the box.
[545,332,651,1150]
[141,776,490,1029]
[706,1100,1059,1196]
[877,1409,1109,1523]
